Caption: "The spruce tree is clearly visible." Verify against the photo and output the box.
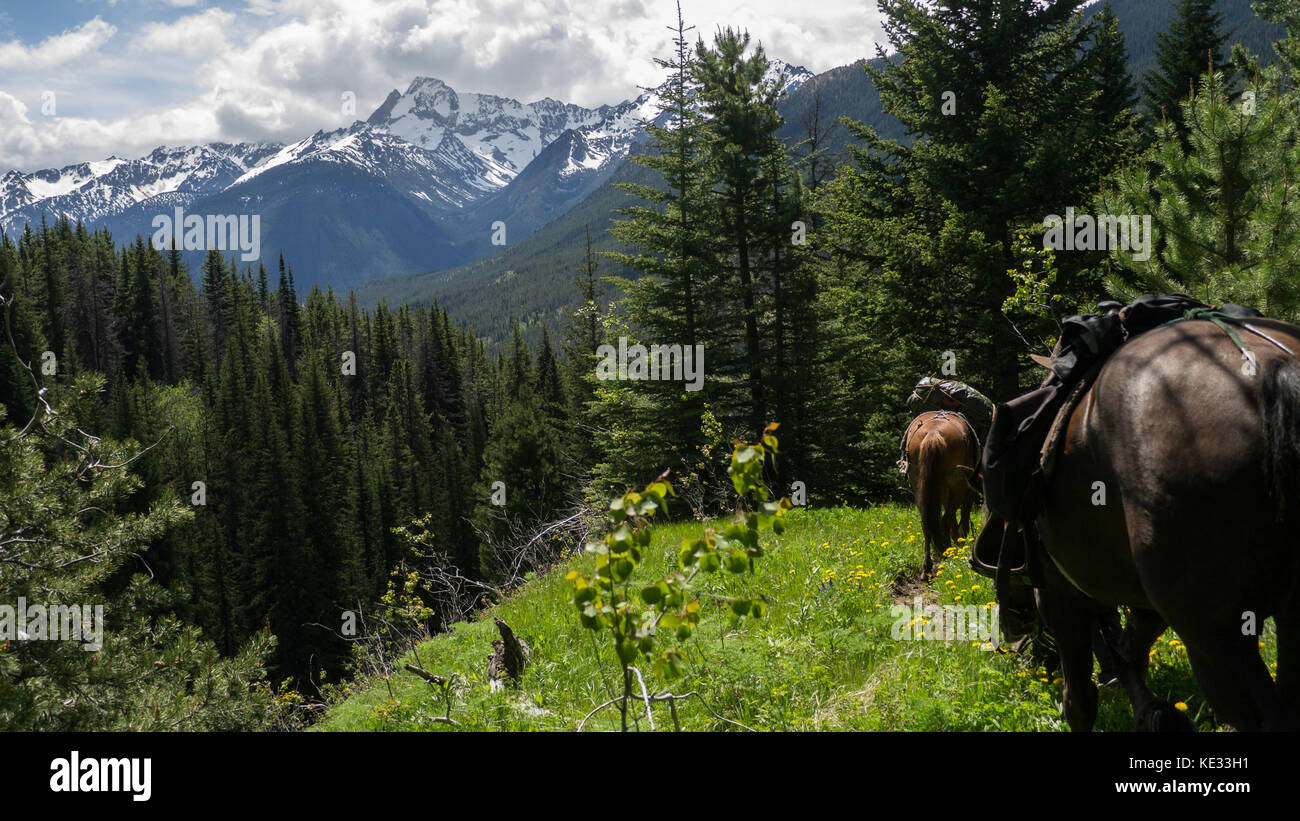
[607,3,716,474]
[1091,2,1144,157]
[1143,0,1232,133]
[840,0,1123,398]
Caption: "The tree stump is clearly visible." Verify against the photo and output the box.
[486,617,531,692]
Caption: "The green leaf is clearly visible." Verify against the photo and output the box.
[616,640,639,664]
[613,557,635,582]
[726,549,749,574]
[699,551,721,573]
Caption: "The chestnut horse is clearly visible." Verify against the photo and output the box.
[904,411,980,578]
[1032,318,1300,731]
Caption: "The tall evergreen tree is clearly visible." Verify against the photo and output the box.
[1143,0,1232,133]
[839,0,1125,399]
[0,372,275,730]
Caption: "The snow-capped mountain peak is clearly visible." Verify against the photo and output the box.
[767,59,815,95]
[366,76,640,179]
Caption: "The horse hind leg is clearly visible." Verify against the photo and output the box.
[1110,608,1195,731]
[958,482,974,541]
[1183,630,1296,731]
[1041,594,1099,731]
[944,484,960,548]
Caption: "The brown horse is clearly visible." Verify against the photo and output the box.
[904,411,980,578]
[1030,318,1300,731]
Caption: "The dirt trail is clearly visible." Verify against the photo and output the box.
[889,570,940,606]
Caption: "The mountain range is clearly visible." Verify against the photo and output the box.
[0,61,813,292]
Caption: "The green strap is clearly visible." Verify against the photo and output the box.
[1165,307,1251,356]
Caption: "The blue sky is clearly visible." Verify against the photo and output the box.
[0,0,885,172]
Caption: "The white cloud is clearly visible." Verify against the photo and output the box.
[0,0,883,172]
[0,17,117,69]
[135,9,236,55]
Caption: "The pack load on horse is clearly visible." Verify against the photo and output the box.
[972,293,1300,730]
[897,377,994,476]
[899,378,992,578]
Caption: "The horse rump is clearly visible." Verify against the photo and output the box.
[917,432,948,569]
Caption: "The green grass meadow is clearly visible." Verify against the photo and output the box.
[319,505,1276,732]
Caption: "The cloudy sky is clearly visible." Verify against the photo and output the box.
[0,0,886,172]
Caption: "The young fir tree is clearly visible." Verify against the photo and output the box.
[1098,68,1300,318]
[559,226,607,470]
[1091,2,1144,156]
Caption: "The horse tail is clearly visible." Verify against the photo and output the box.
[918,432,948,554]
[1260,357,1300,523]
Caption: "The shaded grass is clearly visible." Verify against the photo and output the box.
[318,505,1275,731]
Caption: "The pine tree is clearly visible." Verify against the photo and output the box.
[1098,68,1300,317]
